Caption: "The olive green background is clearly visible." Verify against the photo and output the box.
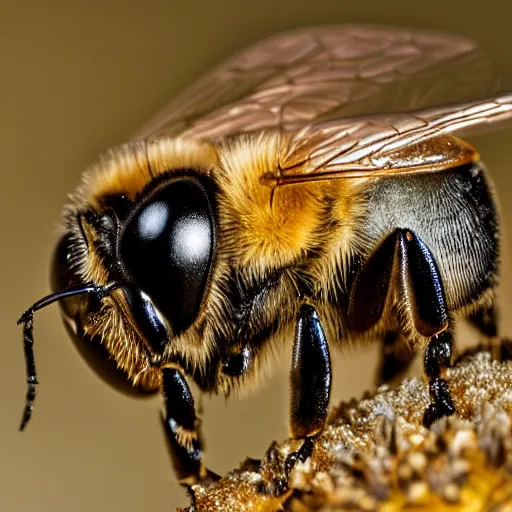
[2,1,512,510]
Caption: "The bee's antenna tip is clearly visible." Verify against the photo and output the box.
[17,309,33,326]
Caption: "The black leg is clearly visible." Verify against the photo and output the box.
[377,331,416,386]
[160,366,219,486]
[423,330,455,427]
[349,228,454,427]
[290,304,332,439]
[402,230,449,337]
[402,230,454,426]
[348,229,448,337]
[347,232,397,333]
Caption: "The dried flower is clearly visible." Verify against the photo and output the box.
[180,343,512,511]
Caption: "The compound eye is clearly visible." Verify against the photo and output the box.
[120,176,216,334]
[51,233,76,293]
[51,234,152,396]
[51,233,82,317]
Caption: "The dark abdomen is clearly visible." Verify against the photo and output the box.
[363,163,499,311]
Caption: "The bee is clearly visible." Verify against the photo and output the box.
[18,25,512,486]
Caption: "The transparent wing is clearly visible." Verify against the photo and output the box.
[134,25,496,142]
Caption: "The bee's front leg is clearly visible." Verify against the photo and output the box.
[160,366,219,486]
[289,304,332,439]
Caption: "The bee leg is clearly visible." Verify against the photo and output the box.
[377,331,416,386]
[160,366,219,487]
[423,330,455,427]
[348,230,398,333]
[290,304,332,439]
[349,228,454,426]
[348,231,416,384]
[397,230,455,427]
[349,229,449,335]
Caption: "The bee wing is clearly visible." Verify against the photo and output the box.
[134,25,495,142]
[271,93,512,183]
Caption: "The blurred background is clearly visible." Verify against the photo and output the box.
[2,1,512,510]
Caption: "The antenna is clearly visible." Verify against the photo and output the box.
[17,283,115,430]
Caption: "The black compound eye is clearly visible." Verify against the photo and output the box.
[51,233,76,294]
[51,234,153,397]
[120,176,216,334]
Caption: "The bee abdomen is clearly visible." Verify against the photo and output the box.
[362,162,499,312]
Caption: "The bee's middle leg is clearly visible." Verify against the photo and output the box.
[289,304,332,439]
[280,304,331,480]
[349,228,455,427]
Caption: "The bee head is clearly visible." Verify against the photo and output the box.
[18,140,221,430]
